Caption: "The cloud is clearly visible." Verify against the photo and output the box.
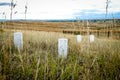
[73,9,105,19]
[0,2,11,6]
[76,9,104,14]
[1,0,120,20]
[73,10,120,19]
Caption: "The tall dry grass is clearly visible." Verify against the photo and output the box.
[0,30,120,80]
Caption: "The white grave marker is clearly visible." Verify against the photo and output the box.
[90,35,95,42]
[58,38,68,58]
[14,32,23,50]
[77,35,82,42]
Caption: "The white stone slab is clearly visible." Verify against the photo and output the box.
[90,35,95,42]
[77,35,82,43]
[58,38,68,58]
[14,32,23,50]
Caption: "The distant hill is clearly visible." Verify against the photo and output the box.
[0,18,120,22]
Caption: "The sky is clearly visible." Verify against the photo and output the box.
[0,0,120,20]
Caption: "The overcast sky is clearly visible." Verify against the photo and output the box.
[0,0,120,20]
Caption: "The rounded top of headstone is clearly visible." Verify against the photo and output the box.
[58,38,68,40]
[14,32,22,34]
[77,35,82,37]
[90,34,94,36]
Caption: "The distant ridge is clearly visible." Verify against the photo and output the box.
[0,18,120,22]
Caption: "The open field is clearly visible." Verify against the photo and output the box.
[0,20,120,39]
[0,0,120,79]
[0,20,120,79]
[0,29,120,80]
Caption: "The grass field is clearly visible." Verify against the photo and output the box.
[1,20,120,39]
[1,20,120,31]
[0,29,120,80]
